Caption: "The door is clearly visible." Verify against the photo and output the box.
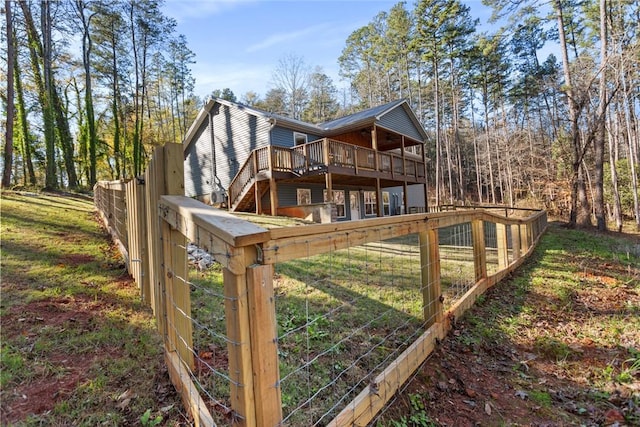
[350,192,360,220]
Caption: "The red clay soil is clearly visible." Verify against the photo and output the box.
[379,232,640,427]
[1,296,107,423]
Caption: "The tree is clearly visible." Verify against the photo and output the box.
[92,0,129,180]
[271,53,310,119]
[3,0,15,188]
[20,1,57,189]
[257,88,287,115]
[302,67,339,124]
[212,88,237,102]
[73,0,98,186]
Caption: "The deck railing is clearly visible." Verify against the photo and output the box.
[229,139,426,209]
[95,151,547,426]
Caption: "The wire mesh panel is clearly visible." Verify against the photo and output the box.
[162,230,242,425]
[437,222,475,310]
[267,230,427,426]
[483,221,500,276]
[187,252,235,424]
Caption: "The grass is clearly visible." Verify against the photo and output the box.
[0,191,184,426]
[186,222,487,425]
[376,221,639,426]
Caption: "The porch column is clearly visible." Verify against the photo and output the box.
[269,178,278,216]
[323,139,333,202]
[372,127,383,217]
[403,181,408,215]
[422,141,429,211]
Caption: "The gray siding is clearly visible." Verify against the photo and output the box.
[184,119,214,198]
[270,127,322,147]
[379,107,424,142]
[213,103,271,190]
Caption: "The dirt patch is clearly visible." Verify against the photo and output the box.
[60,253,96,267]
[0,296,117,424]
[379,226,640,426]
[2,352,95,423]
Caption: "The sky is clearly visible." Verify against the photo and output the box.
[160,0,495,102]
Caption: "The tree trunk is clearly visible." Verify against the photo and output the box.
[593,0,608,231]
[555,0,591,227]
[2,0,15,188]
[21,1,56,189]
[14,47,37,186]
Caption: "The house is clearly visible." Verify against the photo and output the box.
[183,98,429,222]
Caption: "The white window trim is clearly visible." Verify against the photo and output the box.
[294,132,307,146]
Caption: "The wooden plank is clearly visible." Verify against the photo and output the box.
[419,229,441,326]
[146,146,165,331]
[471,219,487,282]
[262,218,431,264]
[246,265,282,426]
[496,222,508,269]
[327,323,445,427]
[165,347,215,427]
[164,143,185,195]
[511,224,521,261]
[162,220,179,354]
[445,278,490,330]
[223,265,257,427]
[162,220,195,370]
[160,195,269,248]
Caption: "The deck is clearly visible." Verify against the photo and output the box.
[229,138,426,212]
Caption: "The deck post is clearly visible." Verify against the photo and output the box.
[419,229,442,326]
[371,127,384,217]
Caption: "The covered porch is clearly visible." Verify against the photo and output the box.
[229,135,427,217]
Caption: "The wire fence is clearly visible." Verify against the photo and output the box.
[94,144,548,427]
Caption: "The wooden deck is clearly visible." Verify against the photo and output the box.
[229,138,426,213]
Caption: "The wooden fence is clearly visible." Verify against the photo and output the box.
[94,143,547,427]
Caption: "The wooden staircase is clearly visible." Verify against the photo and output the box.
[232,180,270,213]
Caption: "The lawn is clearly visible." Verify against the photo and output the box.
[2,191,638,426]
[0,191,185,426]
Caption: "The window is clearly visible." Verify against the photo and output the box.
[324,190,346,218]
[294,132,307,146]
[364,191,377,216]
[383,192,390,216]
[297,188,311,205]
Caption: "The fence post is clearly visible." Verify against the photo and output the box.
[145,146,165,332]
[419,228,442,326]
[496,222,508,269]
[223,263,258,427]
[161,218,194,370]
[511,224,521,260]
[472,219,487,282]
[247,264,282,426]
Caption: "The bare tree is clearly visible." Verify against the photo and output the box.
[271,53,310,120]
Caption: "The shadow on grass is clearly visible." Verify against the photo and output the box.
[377,221,639,426]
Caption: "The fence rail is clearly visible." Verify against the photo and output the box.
[94,144,547,427]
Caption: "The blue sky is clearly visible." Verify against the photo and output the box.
[161,0,495,101]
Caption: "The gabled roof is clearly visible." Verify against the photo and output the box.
[182,97,427,152]
[320,99,405,130]
[320,99,429,142]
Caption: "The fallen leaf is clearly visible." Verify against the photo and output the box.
[117,389,134,401]
[604,408,625,423]
[484,402,492,415]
